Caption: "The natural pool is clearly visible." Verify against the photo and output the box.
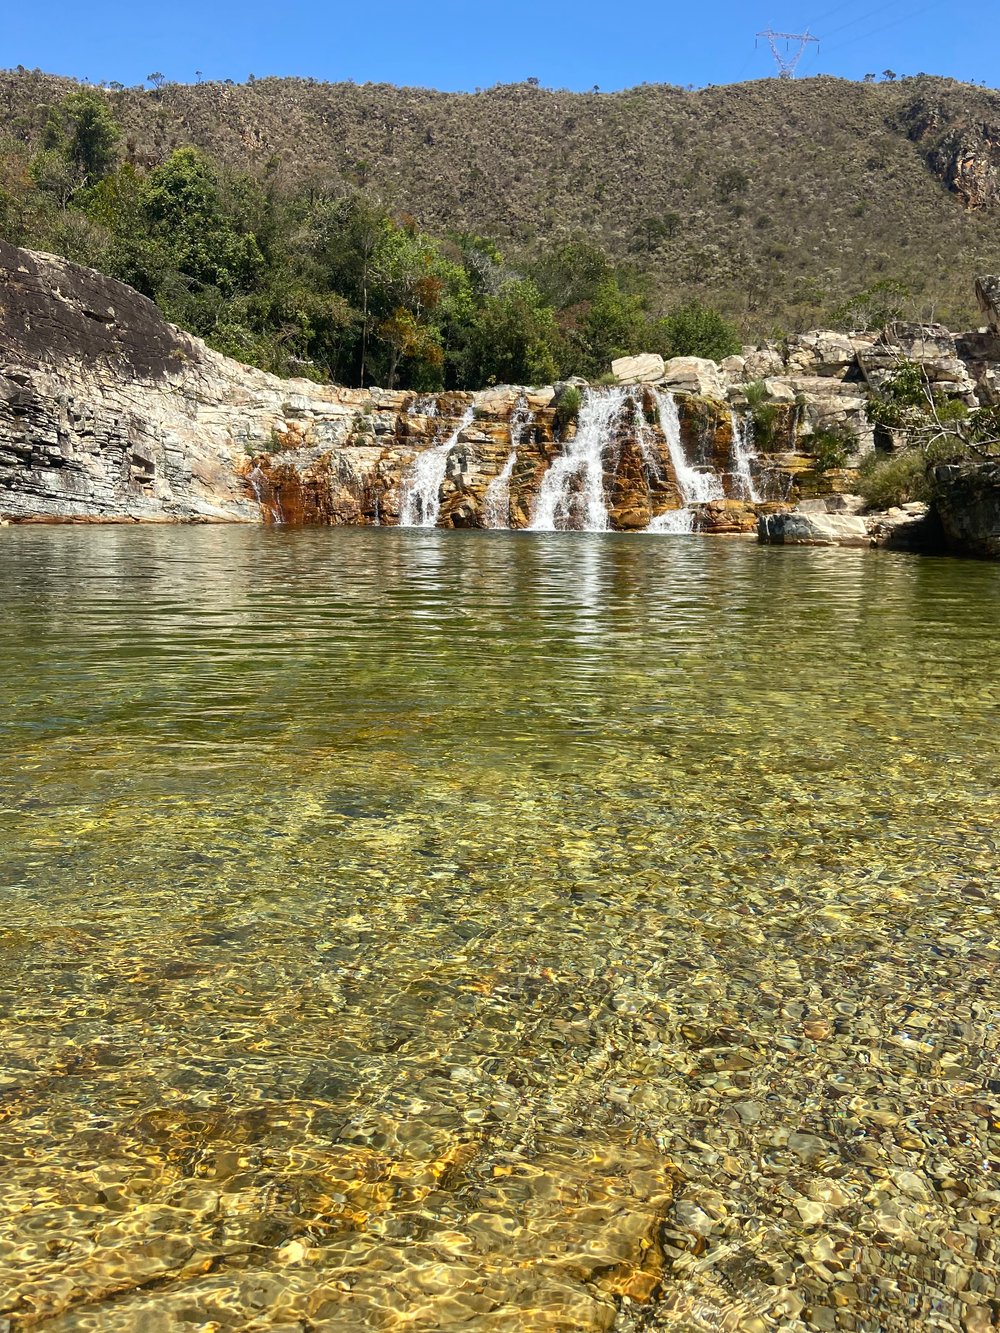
[0,527,998,1332]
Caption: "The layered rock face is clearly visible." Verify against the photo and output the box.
[0,243,801,530]
[3,242,1000,547]
[0,241,411,523]
[933,461,1000,558]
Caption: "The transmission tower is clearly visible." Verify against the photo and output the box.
[756,28,819,79]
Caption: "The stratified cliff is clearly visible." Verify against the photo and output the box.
[3,241,1000,555]
[0,240,399,522]
[0,242,785,530]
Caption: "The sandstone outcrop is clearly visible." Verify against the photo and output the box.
[758,500,934,550]
[933,460,1000,558]
[0,243,801,530]
[661,356,727,401]
[857,322,978,401]
[975,276,1000,332]
[2,241,999,554]
[610,353,664,385]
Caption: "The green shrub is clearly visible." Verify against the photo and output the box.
[857,450,930,508]
[554,384,582,433]
[653,299,741,362]
[807,424,858,473]
[743,379,783,449]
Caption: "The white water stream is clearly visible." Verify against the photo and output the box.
[399,406,474,528]
[529,388,628,532]
[729,410,762,503]
[483,397,535,530]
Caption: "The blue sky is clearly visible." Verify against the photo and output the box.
[6,0,994,92]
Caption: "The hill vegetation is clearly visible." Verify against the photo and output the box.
[1,69,999,389]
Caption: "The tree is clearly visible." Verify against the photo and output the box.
[141,148,265,297]
[146,72,166,90]
[30,90,120,206]
[651,299,741,362]
[831,279,909,331]
[455,279,562,387]
[62,90,120,184]
[379,307,444,388]
[577,279,646,375]
[312,195,390,385]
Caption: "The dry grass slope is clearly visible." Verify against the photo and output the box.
[2,70,1000,334]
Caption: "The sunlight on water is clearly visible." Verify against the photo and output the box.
[1,528,998,1330]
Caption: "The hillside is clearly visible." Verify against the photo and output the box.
[3,69,1000,334]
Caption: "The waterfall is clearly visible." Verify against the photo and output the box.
[408,395,438,417]
[631,389,667,482]
[647,507,694,534]
[529,387,627,532]
[483,452,518,529]
[399,406,474,528]
[730,411,762,503]
[248,464,284,524]
[483,396,535,530]
[655,390,725,505]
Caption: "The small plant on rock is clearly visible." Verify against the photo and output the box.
[554,385,582,435]
[807,423,858,473]
[743,379,783,449]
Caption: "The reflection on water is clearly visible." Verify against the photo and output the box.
[1,528,999,1331]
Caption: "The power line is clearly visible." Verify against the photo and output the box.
[806,0,861,30]
[822,0,911,43]
[820,0,937,59]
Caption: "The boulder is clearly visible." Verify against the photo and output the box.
[757,510,871,547]
[866,503,937,551]
[796,494,866,516]
[785,331,857,378]
[661,356,727,401]
[762,378,798,404]
[975,276,1000,333]
[933,460,1000,558]
[743,346,785,380]
[611,353,665,385]
[956,331,1000,406]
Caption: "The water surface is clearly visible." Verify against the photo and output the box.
[1,529,998,1331]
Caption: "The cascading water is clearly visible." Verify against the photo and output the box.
[483,452,518,529]
[529,387,627,532]
[247,464,284,524]
[644,389,724,534]
[630,389,666,482]
[483,397,535,530]
[408,395,438,417]
[399,406,474,528]
[656,389,725,505]
[647,506,695,534]
[729,411,761,503]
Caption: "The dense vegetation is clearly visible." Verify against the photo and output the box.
[1,70,999,387]
[0,85,742,388]
[859,362,1000,507]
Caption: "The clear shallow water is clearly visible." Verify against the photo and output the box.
[1,528,998,1332]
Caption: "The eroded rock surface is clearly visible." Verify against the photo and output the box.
[3,242,1000,549]
[934,460,1000,557]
